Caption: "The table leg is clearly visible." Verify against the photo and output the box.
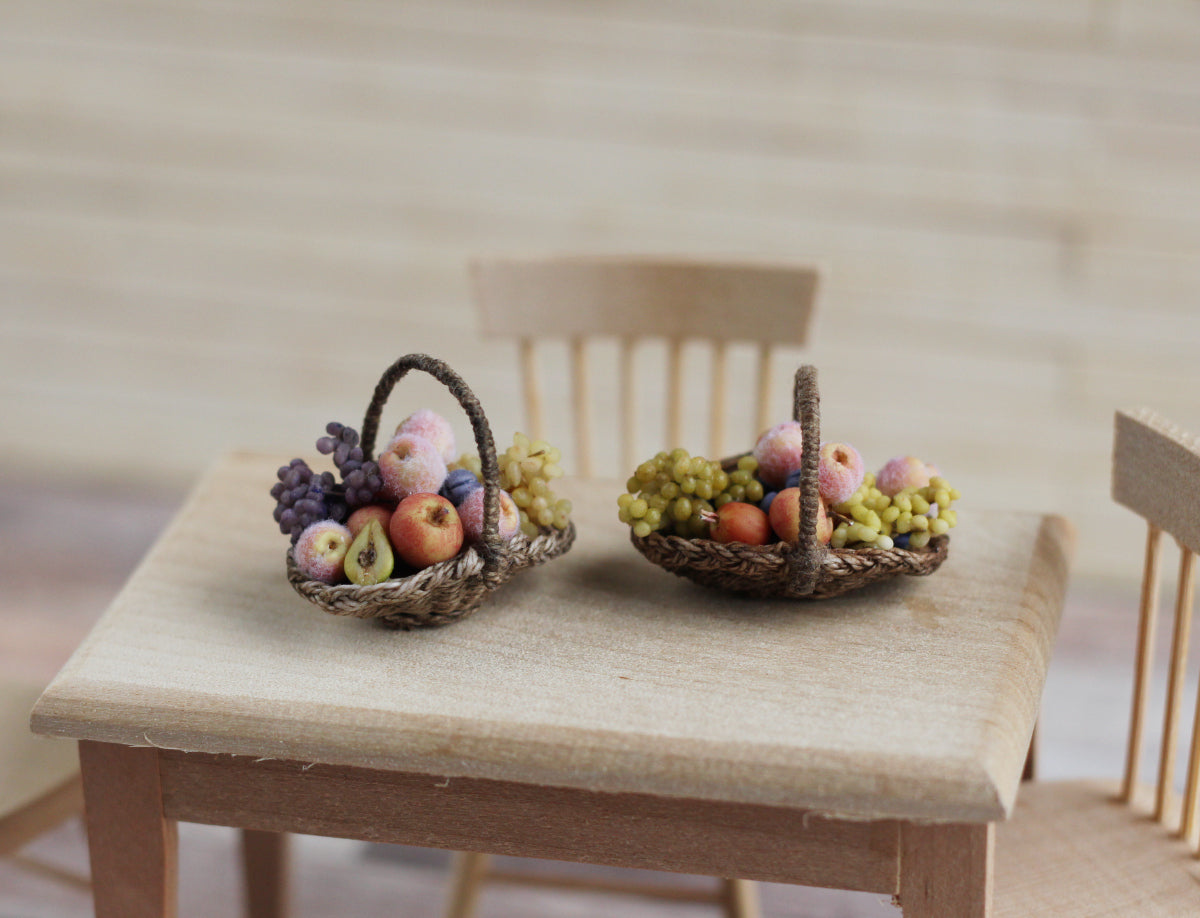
[242,829,289,918]
[899,822,993,918]
[79,741,178,918]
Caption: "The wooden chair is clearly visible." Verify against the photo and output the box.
[1,676,88,891]
[992,408,1200,915]
[442,254,819,918]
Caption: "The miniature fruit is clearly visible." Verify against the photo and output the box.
[753,421,804,489]
[457,487,520,544]
[440,468,482,506]
[875,455,939,497]
[317,422,384,509]
[343,519,395,585]
[346,504,392,538]
[387,493,464,569]
[293,520,353,584]
[709,501,772,546]
[767,487,833,544]
[395,409,456,463]
[817,442,865,505]
[378,434,448,501]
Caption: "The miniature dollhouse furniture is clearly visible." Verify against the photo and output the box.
[452,254,819,916]
[29,439,1072,918]
[990,408,1200,915]
[1,676,86,889]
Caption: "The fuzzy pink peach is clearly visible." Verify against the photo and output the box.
[818,441,865,505]
[752,421,804,489]
[378,434,447,501]
[293,520,352,584]
[394,409,456,463]
[457,487,520,544]
[876,455,940,497]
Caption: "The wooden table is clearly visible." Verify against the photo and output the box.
[30,453,1074,918]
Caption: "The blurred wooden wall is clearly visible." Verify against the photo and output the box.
[3,0,1199,584]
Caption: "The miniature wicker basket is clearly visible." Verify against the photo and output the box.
[630,365,948,599]
[286,353,575,629]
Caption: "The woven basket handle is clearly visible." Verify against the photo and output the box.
[359,354,505,578]
[786,365,824,595]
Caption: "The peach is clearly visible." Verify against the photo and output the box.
[293,519,352,584]
[394,409,456,463]
[378,434,447,501]
[817,442,865,505]
[346,504,393,538]
[767,487,832,544]
[457,487,520,544]
[710,501,772,545]
[387,493,464,569]
[752,421,804,489]
[876,455,940,497]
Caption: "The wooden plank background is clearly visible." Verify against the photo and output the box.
[3,0,1199,585]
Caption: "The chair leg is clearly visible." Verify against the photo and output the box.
[242,829,289,918]
[442,851,490,918]
[719,878,760,918]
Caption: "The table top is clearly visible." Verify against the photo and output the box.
[32,452,1073,823]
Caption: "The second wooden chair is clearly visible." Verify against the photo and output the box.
[442,254,820,918]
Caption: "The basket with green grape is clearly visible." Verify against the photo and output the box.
[619,365,954,599]
[270,353,575,629]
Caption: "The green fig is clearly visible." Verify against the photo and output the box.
[344,519,395,585]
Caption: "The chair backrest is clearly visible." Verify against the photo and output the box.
[470,255,819,477]
[1113,408,1200,841]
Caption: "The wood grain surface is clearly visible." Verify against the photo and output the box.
[31,452,1074,824]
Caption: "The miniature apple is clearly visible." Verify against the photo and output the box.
[346,504,393,538]
[768,487,833,544]
[817,442,865,505]
[293,520,353,584]
[709,501,772,546]
[387,493,464,570]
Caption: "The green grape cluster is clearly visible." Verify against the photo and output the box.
[830,473,961,550]
[503,432,571,537]
[450,433,572,539]
[618,449,763,539]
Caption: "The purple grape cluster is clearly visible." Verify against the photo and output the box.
[271,459,346,543]
[317,421,384,508]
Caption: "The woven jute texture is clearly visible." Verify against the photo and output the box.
[631,365,948,599]
[285,353,575,629]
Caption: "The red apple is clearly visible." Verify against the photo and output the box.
[768,487,832,544]
[293,520,353,584]
[346,504,393,538]
[388,493,464,570]
[709,501,772,545]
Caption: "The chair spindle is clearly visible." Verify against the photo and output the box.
[667,338,684,450]
[519,338,545,444]
[1156,541,1197,824]
[571,337,592,478]
[754,342,772,439]
[619,338,636,476]
[1122,523,1163,802]
[709,341,728,460]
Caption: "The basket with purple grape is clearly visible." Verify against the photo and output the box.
[271,353,575,629]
